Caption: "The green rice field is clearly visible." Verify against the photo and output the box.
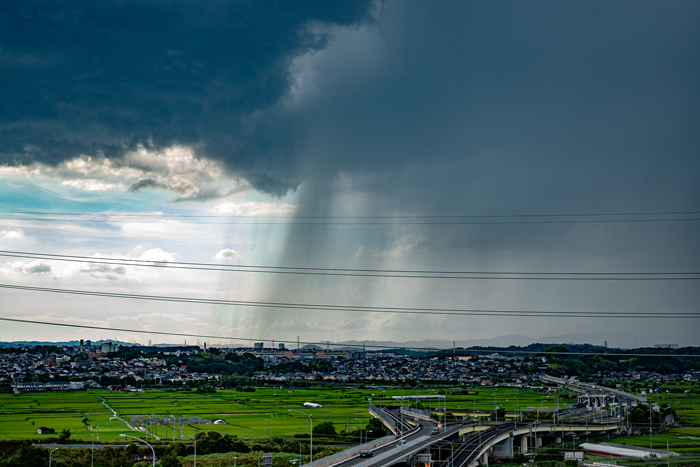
[0,385,697,449]
[0,386,565,442]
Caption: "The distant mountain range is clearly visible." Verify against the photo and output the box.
[334,332,660,351]
[0,331,681,351]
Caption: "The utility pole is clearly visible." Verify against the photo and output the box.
[650,406,653,452]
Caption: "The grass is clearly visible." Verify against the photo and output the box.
[0,384,697,448]
[0,386,533,442]
[0,387,380,442]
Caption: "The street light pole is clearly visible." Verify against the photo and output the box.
[355,418,364,445]
[91,433,94,467]
[440,440,455,467]
[49,447,58,467]
[120,434,156,467]
[494,393,498,422]
[289,409,313,464]
[184,435,198,467]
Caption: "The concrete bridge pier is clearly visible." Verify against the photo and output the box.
[493,437,513,458]
[479,452,488,467]
[534,433,543,449]
[519,434,528,454]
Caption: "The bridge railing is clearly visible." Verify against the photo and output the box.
[540,374,647,404]
[400,406,433,422]
[352,435,431,467]
[300,434,396,467]
[300,405,426,467]
[369,403,399,435]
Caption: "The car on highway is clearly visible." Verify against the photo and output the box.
[431,428,440,435]
[360,451,373,458]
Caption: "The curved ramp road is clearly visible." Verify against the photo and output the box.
[329,420,463,467]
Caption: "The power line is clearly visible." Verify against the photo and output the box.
[1,209,699,219]
[1,283,697,318]
[2,216,699,225]
[0,317,698,358]
[1,250,697,280]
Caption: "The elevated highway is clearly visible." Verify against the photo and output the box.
[451,422,619,467]
[540,374,647,404]
[308,405,459,467]
[307,405,619,467]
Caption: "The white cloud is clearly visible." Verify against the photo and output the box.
[1,145,249,201]
[1,229,24,239]
[215,249,241,261]
[212,201,297,216]
[61,179,124,192]
[78,248,176,282]
[133,248,177,263]
[0,247,179,283]
[80,263,132,281]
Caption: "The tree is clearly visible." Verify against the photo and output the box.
[170,441,188,457]
[1,445,48,467]
[365,417,387,440]
[195,431,249,455]
[96,446,132,467]
[158,453,183,467]
[629,404,659,425]
[57,429,71,444]
[495,407,506,421]
[313,421,337,437]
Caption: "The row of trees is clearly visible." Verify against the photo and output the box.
[539,346,700,377]
[0,422,390,467]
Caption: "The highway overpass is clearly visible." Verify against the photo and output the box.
[304,405,619,467]
[539,374,647,404]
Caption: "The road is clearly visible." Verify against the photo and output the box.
[449,425,515,467]
[331,409,466,467]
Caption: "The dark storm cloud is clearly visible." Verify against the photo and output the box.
[253,1,700,342]
[292,1,700,215]
[263,1,700,269]
[0,0,373,194]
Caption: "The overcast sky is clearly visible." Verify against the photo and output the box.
[1,0,698,348]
